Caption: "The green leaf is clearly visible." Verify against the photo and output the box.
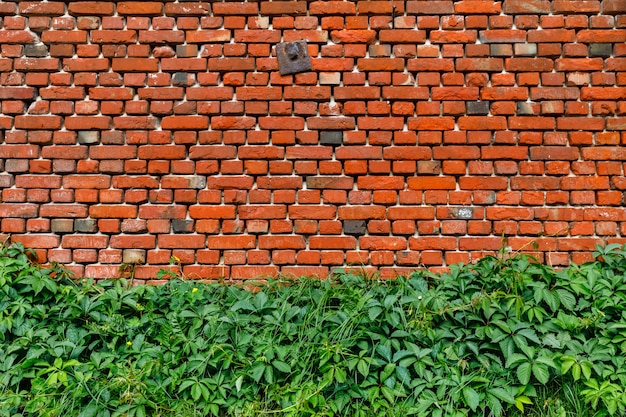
[376,345,392,362]
[580,361,592,380]
[517,362,532,386]
[463,386,480,411]
[191,383,202,401]
[250,362,265,383]
[560,357,576,375]
[77,404,98,417]
[532,363,550,384]
[488,387,516,405]
[272,360,291,373]
[395,366,411,385]
[235,375,244,393]
[368,306,383,321]
[135,405,146,417]
[572,363,581,381]
[381,363,396,381]
[357,359,370,378]
[381,385,395,403]
[515,395,533,412]
[555,289,576,311]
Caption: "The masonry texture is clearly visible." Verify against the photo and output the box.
[1,0,626,281]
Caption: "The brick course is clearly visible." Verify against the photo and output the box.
[1,1,626,280]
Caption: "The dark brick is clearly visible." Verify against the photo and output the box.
[516,102,537,115]
[319,131,343,145]
[172,72,191,86]
[74,219,98,233]
[24,44,49,57]
[343,220,367,236]
[589,43,612,57]
[51,219,74,233]
[467,101,490,115]
[172,219,194,233]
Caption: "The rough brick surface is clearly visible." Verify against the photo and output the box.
[1,1,625,280]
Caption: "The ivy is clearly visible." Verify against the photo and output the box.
[2,242,626,416]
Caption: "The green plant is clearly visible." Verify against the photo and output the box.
[3,241,626,416]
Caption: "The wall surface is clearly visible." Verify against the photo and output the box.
[1,0,626,281]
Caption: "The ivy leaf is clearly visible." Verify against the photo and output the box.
[357,359,370,378]
[517,362,532,385]
[488,387,516,404]
[463,386,480,411]
[515,395,533,412]
[235,375,244,393]
[555,289,576,311]
[376,345,392,362]
[580,361,592,380]
[272,360,291,373]
[77,404,98,417]
[560,356,576,375]
[250,362,265,383]
[532,363,550,385]
[368,306,382,321]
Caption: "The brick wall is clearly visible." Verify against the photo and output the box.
[1,0,625,281]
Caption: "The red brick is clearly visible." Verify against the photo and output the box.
[15,116,62,130]
[159,235,206,249]
[139,205,187,219]
[503,0,550,14]
[456,58,503,72]
[509,117,556,130]
[0,145,39,159]
[310,1,356,15]
[561,177,609,190]
[62,235,109,248]
[360,236,407,251]
[208,236,256,249]
[432,87,479,100]
[458,116,507,130]
[408,177,456,190]
[409,236,457,250]
[553,1,600,13]
[110,235,156,248]
[603,0,626,13]
[407,1,454,15]
[460,177,508,190]
[455,1,502,14]
[239,205,287,219]
[288,206,337,219]
[581,87,626,100]
[505,58,554,72]
[231,266,279,279]
[19,2,65,15]
[165,2,211,15]
[338,206,386,220]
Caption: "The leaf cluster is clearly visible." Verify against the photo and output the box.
[2,242,626,416]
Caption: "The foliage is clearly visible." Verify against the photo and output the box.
[2,242,626,416]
